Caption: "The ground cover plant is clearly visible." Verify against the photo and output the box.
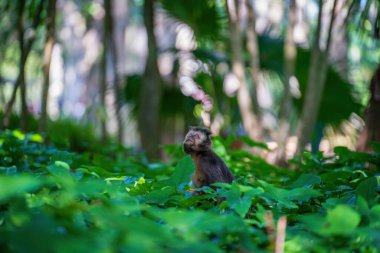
[0,130,379,253]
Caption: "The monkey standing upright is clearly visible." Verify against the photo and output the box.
[183,127,234,191]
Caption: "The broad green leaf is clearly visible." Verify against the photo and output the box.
[325,205,361,235]
[369,205,380,227]
[258,180,320,209]
[286,187,322,202]
[356,177,378,206]
[46,161,72,179]
[51,151,73,166]
[212,137,228,157]
[0,175,42,202]
[334,146,373,163]
[287,174,321,188]
[168,155,194,188]
[320,171,353,187]
[225,183,252,217]
[12,130,25,140]
[28,133,44,143]
[356,196,370,216]
[237,184,264,195]
[301,205,360,236]
[145,186,176,204]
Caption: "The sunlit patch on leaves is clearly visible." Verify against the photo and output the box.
[0,130,379,252]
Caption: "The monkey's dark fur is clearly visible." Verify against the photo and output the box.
[183,127,234,190]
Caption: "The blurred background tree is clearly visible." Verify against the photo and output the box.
[0,0,379,163]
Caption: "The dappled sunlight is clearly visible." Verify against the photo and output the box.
[175,24,197,51]
[124,24,147,74]
[158,52,174,76]
[49,44,64,120]
[223,72,240,97]
[0,0,379,252]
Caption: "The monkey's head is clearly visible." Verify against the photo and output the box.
[183,127,212,154]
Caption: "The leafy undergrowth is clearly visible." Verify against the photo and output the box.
[0,130,379,253]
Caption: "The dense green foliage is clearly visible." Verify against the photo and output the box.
[0,130,379,253]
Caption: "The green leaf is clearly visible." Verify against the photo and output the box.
[225,183,252,217]
[286,187,322,202]
[325,205,361,235]
[46,161,72,179]
[0,175,42,202]
[301,205,361,236]
[369,205,380,227]
[356,177,378,206]
[356,196,370,216]
[237,184,264,196]
[50,151,73,166]
[258,180,298,209]
[169,155,194,189]
[12,130,26,140]
[28,133,44,143]
[287,174,321,188]
[258,180,320,209]
[145,186,177,204]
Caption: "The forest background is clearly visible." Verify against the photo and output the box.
[0,0,379,163]
[1,1,380,252]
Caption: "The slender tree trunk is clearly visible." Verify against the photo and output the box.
[2,78,20,129]
[276,0,297,164]
[2,0,44,129]
[227,0,261,141]
[18,1,28,132]
[356,65,380,152]
[100,0,110,143]
[245,0,263,139]
[40,0,57,133]
[105,0,124,143]
[296,0,338,153]
[138,0,162,159]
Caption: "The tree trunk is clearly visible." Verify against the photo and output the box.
[2,0,44,130]
[227,0,261,141]
[296,0,338,153]
[18,1,28,132]
[138,0,162,159]
[245,0,263,139]
[40,0,57,133]
[100,0,110,143]
[356,65,380,152]
[105,0,124,143]
[276,0,297,165]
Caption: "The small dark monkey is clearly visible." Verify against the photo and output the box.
[183,127,234,190]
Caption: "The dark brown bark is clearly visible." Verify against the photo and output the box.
[2,0,44,130]
[138,0,162,159]
[356,65,380,152]
[227,0,261,141]
[276,0,297,165]
[40,0,57,133]
[296,0,338,153]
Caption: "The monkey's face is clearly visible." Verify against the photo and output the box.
[183,127,212,154]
